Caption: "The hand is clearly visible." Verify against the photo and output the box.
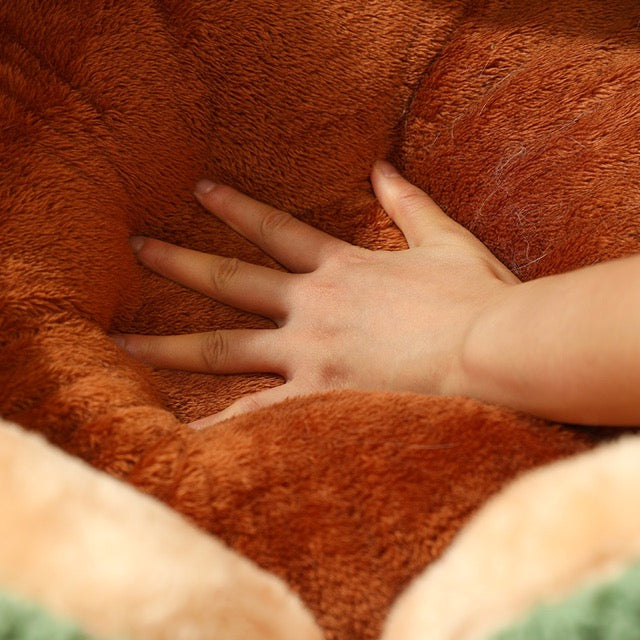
[116,161,519,426]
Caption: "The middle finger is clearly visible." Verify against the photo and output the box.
[132,237,291,321]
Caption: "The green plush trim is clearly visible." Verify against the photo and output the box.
[0,590,119,640]
[488,561,640,640]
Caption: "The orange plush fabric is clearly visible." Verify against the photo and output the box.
[1,1,638,638]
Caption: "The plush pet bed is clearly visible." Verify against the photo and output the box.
[383,433,640,640]
[2,417,640,640]
[1,1,639,638]
[0,417,321,640]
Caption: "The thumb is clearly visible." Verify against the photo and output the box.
[371,160,456,248]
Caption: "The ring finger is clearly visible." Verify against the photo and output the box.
[116,329,288,375]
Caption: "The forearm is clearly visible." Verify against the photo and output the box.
[460,255,640,426]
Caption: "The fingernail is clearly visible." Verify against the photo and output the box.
[129,236,146,253]
[375,160,401,178]
[194,179,217,196]
[109,333,126,348]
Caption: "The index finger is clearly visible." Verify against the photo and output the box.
[195,181,348,273]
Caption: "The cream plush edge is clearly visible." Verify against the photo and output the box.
[382,434,640,640]
[0,418,322,640]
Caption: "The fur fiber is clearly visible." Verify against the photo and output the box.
[383,435,640,640]
[1,1,638,638]
[0,418,321,640]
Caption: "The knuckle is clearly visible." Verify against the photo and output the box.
[322,244,364,269]
[200,331,229,370]
[258,207,292,242]
[292,274,338,309]
[341,245,370,266]
[209,256,240,293]
[436,221,472,245]
[396,189,429,214]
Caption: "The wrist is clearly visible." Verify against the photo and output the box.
[442,254,640,426]
[450,281,523,407]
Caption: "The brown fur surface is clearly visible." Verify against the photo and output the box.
[383,435,640,640]
[1,1,638,638]
[0,418,321,640]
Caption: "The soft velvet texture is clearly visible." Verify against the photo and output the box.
[0,592,105,640]
[382,434,640,640]
[1,1,638,638]
[489,563,640,640]
[0,418,321,640]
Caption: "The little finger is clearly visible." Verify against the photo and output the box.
[189,382,300,428]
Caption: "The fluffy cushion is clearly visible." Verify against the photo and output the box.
[0,418,320,640]
[383,435,640,640]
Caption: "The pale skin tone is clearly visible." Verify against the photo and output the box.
[116,160,640,427]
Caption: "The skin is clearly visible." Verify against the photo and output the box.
[116,161,640,427]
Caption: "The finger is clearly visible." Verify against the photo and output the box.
[194,181,348,272]
[131,237,290,320]
[189,382,297,428]
[114,329,287,375]
[370,160,458,248]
